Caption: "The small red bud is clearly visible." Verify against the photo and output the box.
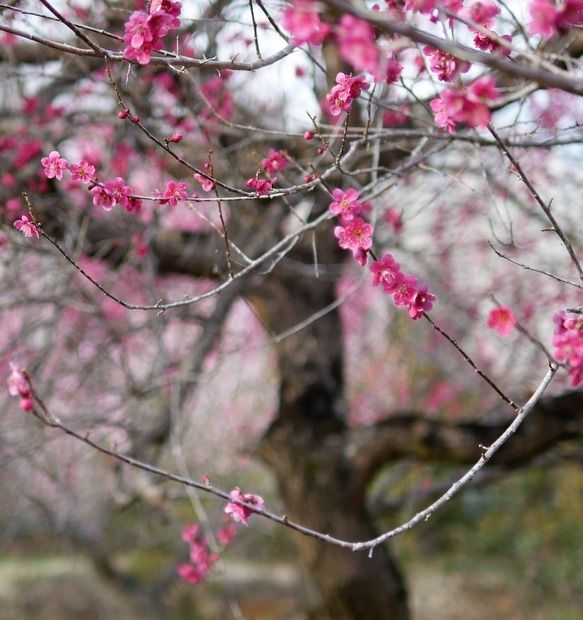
[118,110,128,119]
[317,147,324,155]
[304,131,314,140]
[168,133,183,143]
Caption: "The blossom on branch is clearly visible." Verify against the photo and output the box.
[328,188,362,220]
[41,150,69,180]
[261,149,289,174]
[246,177,277,195]
[430,75,500,133]
[334,217,374,252]
[14,215,40,239]
[122,1,181,65]
[69,159,96,184]
[487,307,516,336]
[224,488,265,526]
[552,312,583,386]
[7,362,33,411]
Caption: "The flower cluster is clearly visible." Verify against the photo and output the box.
[176,524,219,585]
[7,362,33,411]
[328,187,436,319]
[224,488,265,526]
[459,1,512,55]
[123,0,181,65]
[430,75,500,133]
[38,150,146,212]
[326,72,370,117]
[552,311,583,387]
[528,0,583,39]
[370,254,436,319]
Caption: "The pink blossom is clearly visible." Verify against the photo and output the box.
[334,217,374,252]
[328,188,362,220]
[472,31,512,55]
[385,57,403,84]
[487,307,516,336]
[104,177,133,208]
[370,253,401,293]
[194,173,215,192]
[552,313,583,386]
[69,159,95,183]
[430,76,500,132]
[392,273,418,307]
[408,284,436,319]
[125,196,143,213]
[352,247,368,266]
[326,85,354,116]
[41,150,69,180]
[8,362,31,398]
[91,186,116,211]
[181,523,201,544]
[123,3,180,65]
[216,524,237,547]
[246,177,276,195]
[149,0,182,29]
[423,47,470,82]
[224,488,265,526]
[528,0,583,39]
[14,215,40,239]
[459,1,499,28]
[155,180,188,206]
[335,15,380,74]
[261,149,289,174]
[282,0,330,45]
[177,522,219,585]
[336,73,370,99]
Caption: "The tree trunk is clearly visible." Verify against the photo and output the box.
[250,250,410,620]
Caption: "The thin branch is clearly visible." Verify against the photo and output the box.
[488,125,583,280]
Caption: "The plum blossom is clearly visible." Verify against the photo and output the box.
[224,488,265,526]
[69,159,95,183]
[123,1,181,65]
[41,150,69,180]
[14,215,40,239]
[334,217,374,252]
[392,273,418,307]
[335,15,380,74]
[194,173,215,192]
[246,177,277,195]
[282,0,330,45]
[423,47,470,82]
[370,253,401,293]
[552,312,583,386]
[487,307,516,336]
[328,188,362,220]
[408,284,436,319]
[430,75,500,133]
[154,180,188,206]
[325,73,370,117]
[104,177,133,208]
[91,186,116,211]
[528,0,583,39]
[176,523,218,585]
[7,362,33,411]
[262,149,289,174]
